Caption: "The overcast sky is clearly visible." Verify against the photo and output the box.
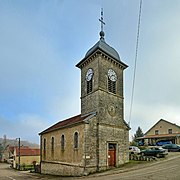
[0,0,180,144]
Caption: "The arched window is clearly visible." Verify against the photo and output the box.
[86,68,93,94]
[108,77,116,94]
[43,138,46,151]
[74,132,79,149]
[87,79,93,94]
[61,135,65,150]
[51,137,54,151]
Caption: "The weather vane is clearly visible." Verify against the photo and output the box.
[99,8,105,32]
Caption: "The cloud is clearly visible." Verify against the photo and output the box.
[0,113,50,144]
[128,102,180,137]
[1,0,180,144]
[122,1,180,138]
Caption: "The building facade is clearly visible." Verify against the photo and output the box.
[13,147,40,169]
[39,27,129,176]
[138,119,180,145]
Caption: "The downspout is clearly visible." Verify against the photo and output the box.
[96,122,99,171]
[40,135,42,174]
[83,123,87,175]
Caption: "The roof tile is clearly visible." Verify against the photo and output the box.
[39,114,90,135]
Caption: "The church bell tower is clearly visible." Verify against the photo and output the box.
[76,10,128,127]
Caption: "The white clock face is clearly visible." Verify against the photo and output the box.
[86,68,93,81]
[108,69,117,82]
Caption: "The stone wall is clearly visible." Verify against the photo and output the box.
[41,161,84,176]
[98,124,129,168]
[41,123,85,175]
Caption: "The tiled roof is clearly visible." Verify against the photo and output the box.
[16,147,40,156]
[39,114,91,135]
[137,133,180,139]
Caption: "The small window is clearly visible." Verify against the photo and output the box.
[74,132,79,149]
[155,130,159,135]
[168,129,172,134]
[51,137,54,151]
[61,135,65,150]
[108,78,116,94]
[87,79,93,94]
[108,143,116,150]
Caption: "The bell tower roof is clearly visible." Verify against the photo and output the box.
[85,36,121,61]
[85,8,120,62]
[76,8,128,69]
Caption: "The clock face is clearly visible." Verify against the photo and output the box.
[86,68,93,81]
[108,69,117,82]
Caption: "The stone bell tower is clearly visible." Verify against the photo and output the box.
[76,10,130,171]
[76,23,128,128]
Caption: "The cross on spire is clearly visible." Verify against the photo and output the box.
[99,8,105,32]
[99,8,105,39]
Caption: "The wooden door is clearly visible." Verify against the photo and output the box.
[108,144,116,167]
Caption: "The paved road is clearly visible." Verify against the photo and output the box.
[85,155,180,180]
[0,153,180,180]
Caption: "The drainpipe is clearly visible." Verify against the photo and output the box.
[84,123,87,175]
[40,135,42,174]
[96,122,99,172]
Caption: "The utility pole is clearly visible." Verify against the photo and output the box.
[16,138,20,170]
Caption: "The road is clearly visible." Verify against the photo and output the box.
[0,153,180,180]
[86,155,180,180]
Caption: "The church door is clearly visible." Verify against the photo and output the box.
[108,143,116,167]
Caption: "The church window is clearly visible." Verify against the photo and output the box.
[87,79,93,94]
[74,132,79,149]
[61,135,65,150]
[43,138,46,158]
[86,68,93,94]
[108,77,116,94]
[43,138,46,150]
[51,137,54,151]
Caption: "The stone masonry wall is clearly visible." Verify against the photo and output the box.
[41,161,84,176]
[41,123,85,175]
[98,124,129,170]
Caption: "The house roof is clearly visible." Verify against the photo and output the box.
[39,114,93,135]
[145,119,180,135]
[16,147,40,156]
[137,133,180,139]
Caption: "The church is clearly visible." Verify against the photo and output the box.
[39,13,130,176]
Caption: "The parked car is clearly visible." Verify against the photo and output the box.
[7,158,13,164]
[162,144,180,152]
[129,146,140,154]
[156,140,172,146]
[140,147,168,157]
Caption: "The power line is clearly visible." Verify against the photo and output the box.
[128,0,143,125]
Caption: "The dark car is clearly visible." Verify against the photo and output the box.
[140,147,168,157]
[162,144,180,152]
[156,140,172,146]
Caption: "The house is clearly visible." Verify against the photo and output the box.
[13,146,40,169]
[1,145,14,162]
[138,119,180,145]
[39,13,130,176]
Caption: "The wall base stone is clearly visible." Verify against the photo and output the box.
[41,161,84,176]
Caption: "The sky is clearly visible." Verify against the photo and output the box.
[0,0,180,144]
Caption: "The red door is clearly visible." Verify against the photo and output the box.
[108,144,116,167]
